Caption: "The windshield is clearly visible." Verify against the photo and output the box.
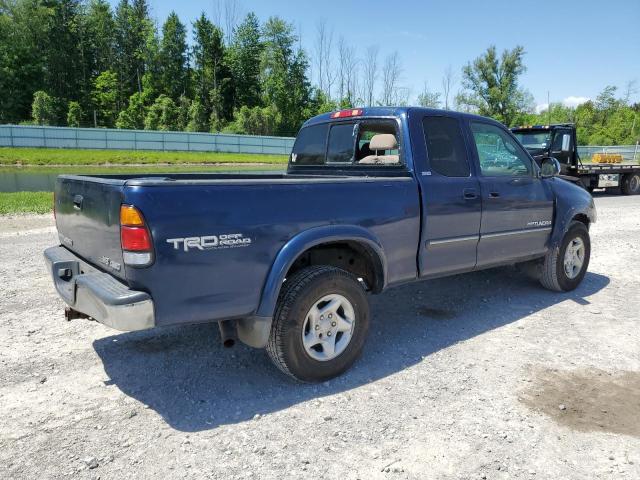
[513,131,551,150]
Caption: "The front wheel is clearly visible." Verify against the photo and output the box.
[266,266,370,382]
[540,221,591,292]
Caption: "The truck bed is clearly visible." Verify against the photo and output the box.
[54,171,421,326]
[574,163,640,174]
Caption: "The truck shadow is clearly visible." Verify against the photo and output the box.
[93,267,609,432]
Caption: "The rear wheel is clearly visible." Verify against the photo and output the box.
[540,221,591,292]
[621,173,640,195]
[266,266,370,382]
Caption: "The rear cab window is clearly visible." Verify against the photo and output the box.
[289,118,404,173]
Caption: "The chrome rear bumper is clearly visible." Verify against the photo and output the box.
[44,246,154,331]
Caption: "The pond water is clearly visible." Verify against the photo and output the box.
[0,165,285,193]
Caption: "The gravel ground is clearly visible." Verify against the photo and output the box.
[1,193,639,480]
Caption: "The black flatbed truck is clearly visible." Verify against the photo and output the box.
[511,124,640,195]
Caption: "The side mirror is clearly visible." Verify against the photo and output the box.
[561,134,571,152]
[540,157,561,178]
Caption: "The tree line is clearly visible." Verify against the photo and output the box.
[1,0,638,145]
[1,0,324,136]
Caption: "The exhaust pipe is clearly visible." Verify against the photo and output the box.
[218,320,236,348]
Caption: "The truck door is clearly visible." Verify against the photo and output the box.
[468,121,554,267]
[417,115,482,277]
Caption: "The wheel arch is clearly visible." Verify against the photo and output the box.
[549,180,597,249]
[255,225,387,319]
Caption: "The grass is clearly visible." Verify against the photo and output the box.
[0,147,288,166]
[0,191,53,214]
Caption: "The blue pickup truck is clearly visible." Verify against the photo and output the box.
[45,107,596,382]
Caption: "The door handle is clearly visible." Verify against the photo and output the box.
[463,188,477,200]
[73,194,83,210]
[489,191,500,198]
[510,177,533,185]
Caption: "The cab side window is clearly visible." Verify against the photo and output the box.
[422,116,470,177]
[470,122,532,176]
[551,130,571,152]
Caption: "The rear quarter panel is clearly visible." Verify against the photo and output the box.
[124,178,420,326]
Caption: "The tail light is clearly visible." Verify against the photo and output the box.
[120,205,153,266]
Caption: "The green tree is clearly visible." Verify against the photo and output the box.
[191,12,233,125]
[594,85,619,112]
[83,0,116,78]
[159,11,188,100]
[417,82,441,108]
[209,86,226,132]
[228,105,279,135]
[67,101,82,126]
[31,90,56,125]
[114,0,153,105]
[186,99,208,132]
[144,94,178,130]
[176,94,191,131]
[42,0,84,121]
[522,85,640,146]
[0,0,52,123]
[228,12,263,109]
[115,91,146,129]
[457,45,532,126]
[92,70,118,127]
[261,17,312,135]
[308,89,337,117]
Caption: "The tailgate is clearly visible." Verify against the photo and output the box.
[54,176,127,280]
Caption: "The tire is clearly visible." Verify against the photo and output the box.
[621,173,640,195]
[540,221,591,292]
[266,265,370,382]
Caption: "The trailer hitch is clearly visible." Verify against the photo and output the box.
[64,307,90,321]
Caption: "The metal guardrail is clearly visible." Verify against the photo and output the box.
[577,145,639,163]
[1,125,637,162]
[0,125,295,156]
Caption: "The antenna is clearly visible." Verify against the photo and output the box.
[547,91,551,125]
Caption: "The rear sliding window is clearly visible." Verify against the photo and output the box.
[327,123,356,163]
[290,120,401,167]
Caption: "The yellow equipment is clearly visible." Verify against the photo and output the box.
[592,153,623,164]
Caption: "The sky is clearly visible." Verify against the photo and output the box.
[111,0,640,110]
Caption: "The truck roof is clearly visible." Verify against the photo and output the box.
[302,106,505,129]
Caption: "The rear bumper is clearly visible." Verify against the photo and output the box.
[44,246,155,331]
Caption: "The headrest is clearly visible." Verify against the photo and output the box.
[369,134,397,151]
[428,137,454,158]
